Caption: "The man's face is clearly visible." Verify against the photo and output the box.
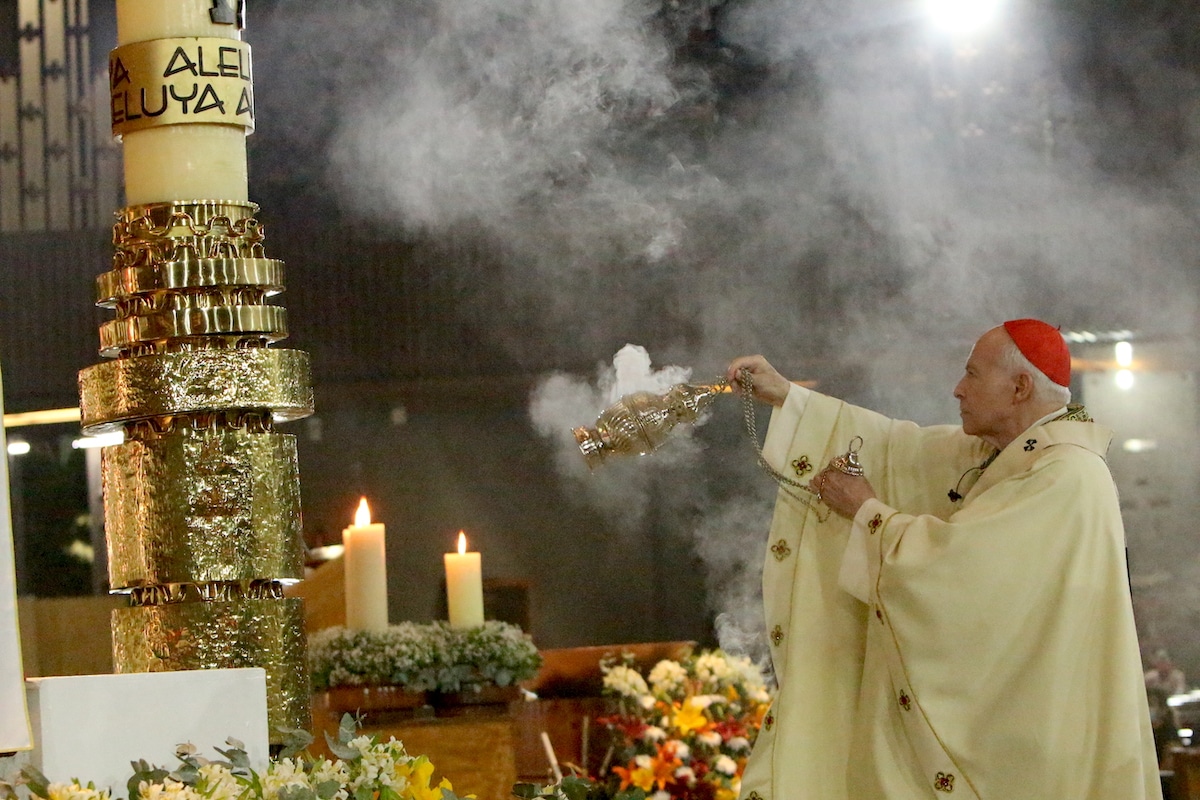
[953,327,1019,440]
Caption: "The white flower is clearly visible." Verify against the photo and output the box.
[603,665,650,698]
[634,754,653,769]
[697,731,722,748]
[262,758,314,798]
[651,792,671,800]
[642,725,667,742]
[639,694,657,710]
[670,741,691,760]
[694,652,736,688]
[726,736,751,752]
[47,784,111,800]
[196,763,242,800]
[648,659,689,695]
[687,695,715,710]
[674,766,696,784]
[714,755,738,776]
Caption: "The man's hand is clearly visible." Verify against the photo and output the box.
[813,467,877,520]
[726,355,791,408]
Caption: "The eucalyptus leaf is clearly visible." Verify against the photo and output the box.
[511,783,542,800]
[277,784,318,800]
[126,760,168,800]
[315,779,343,800]
[324,729,362,762]
[337,713,359,746]
[558,776,592,800]
[17,766,48,800]
[276,726,315,760]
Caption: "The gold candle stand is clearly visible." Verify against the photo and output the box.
[79,3,314,741]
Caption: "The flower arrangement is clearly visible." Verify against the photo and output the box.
[0,715,463,800]
[308,620,541,694]
[515,649,772,800]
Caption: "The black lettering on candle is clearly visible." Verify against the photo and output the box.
[169,83,200,113]
[121,91,140,122]
[164,46,199,78]
[141,86,169,117]
[194,84,226,115]
[196,46,220,77]
[218,47,241,78]
[110,57,130,90]
[110,93,124,125]
[235,87,253,118]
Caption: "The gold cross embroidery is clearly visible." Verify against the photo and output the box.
[770,539,792,561]
[868,513,882,534]
[771,625,784,646]
[934,772,955,793]
[791,455,813,476]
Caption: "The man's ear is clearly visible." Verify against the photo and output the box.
[1013,371,1035,403]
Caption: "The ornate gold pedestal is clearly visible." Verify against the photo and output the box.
[78,200,314,739]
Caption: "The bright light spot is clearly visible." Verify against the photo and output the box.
[1123,439,1158,454]
[6,441,30,456]
[1115,370,1135,391]
[309,544,345,562]
[1181,728,1194,739]
[925,0,1003,34]
[72,431,124,449]
[1114,341,1133,368]
[66,539,95,564]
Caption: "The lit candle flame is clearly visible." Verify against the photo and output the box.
[457,530,467,555]
[354,497,371,527]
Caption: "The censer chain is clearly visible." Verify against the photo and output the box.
[738,368,829,521]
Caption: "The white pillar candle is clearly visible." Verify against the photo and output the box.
[342,498,388,631]
[444,531,483,629]
[116,0,248,204]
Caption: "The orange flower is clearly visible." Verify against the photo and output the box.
[612,763,655,792]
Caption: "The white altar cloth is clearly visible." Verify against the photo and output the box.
[0,361,32,752]
[26,669,270,791]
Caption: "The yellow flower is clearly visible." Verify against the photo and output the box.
[672,699,708,735]
[612,764,656,792]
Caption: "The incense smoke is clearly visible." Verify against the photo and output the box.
[251,0,1200,663]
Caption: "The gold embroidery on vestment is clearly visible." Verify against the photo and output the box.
[770,539,791,561]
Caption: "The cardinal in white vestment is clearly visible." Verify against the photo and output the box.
[727,319,1161,800]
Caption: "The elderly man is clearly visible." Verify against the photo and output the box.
[727,320,1160,800]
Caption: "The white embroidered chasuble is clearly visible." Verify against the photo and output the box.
[738,384,1160,800]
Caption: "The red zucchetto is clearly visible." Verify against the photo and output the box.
[1002,318,1071,387]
